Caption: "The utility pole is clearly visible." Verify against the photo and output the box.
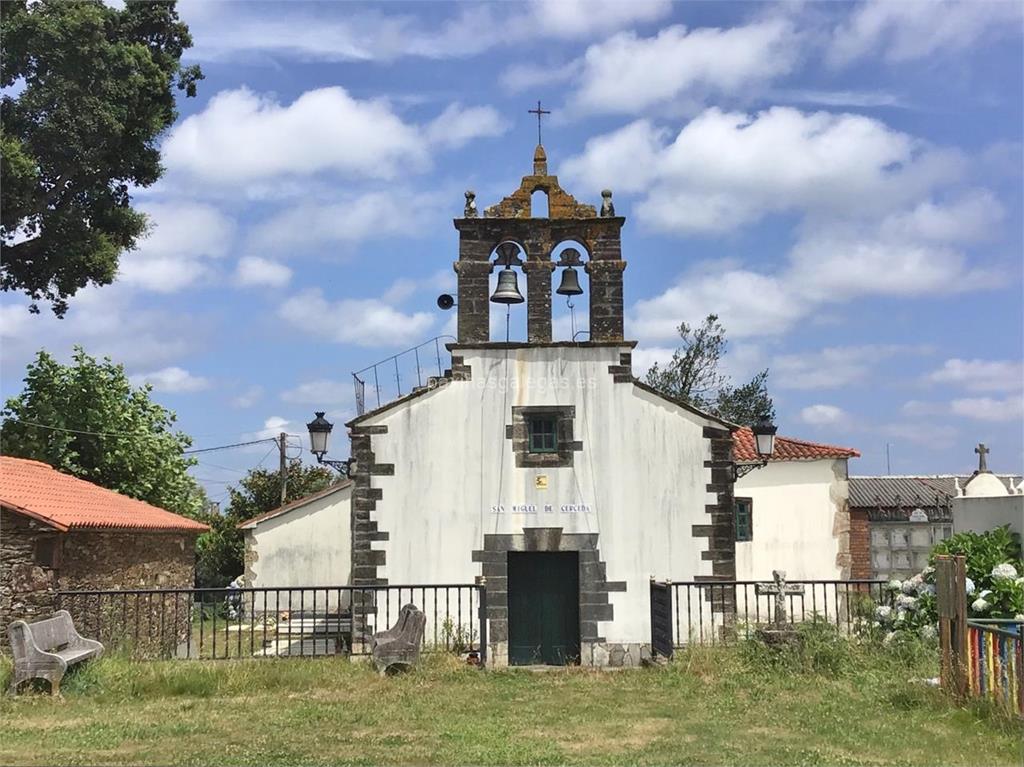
[278,432,288,506]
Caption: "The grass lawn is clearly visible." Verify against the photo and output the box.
[0,644,1021,766]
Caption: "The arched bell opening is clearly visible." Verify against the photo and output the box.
[531,188,549,218]
[488,241,527,342]
[550,240,590,342]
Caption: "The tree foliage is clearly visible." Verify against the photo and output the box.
[194,461,337,588]
[1,347,203,517]
[644,314,775,426]
[1,0,203,315]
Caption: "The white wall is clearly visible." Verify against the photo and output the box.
[734,459,849,582]
[362,344,720,645]
[953,495,1024,537]
[245,486,352,610]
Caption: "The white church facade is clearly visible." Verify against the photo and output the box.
[242,144,862,666]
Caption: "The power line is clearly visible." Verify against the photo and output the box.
[184,438,277,455]
[2,419,157,438]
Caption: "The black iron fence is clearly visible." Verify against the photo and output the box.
[353,335,455,416]
[56,584,486,663]
[652,579,891,650]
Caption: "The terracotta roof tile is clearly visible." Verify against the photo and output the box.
[733,427,860,463]
[0,456,209,532]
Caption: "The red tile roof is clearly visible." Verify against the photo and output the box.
[733,427,860,463]
[0,457,209,532]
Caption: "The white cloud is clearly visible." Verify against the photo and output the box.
[163,87,427,185]
[951,396,1024,422]
[162,88,504,189]
[235,257,292,288]
[251,190,444,253]
[631,346,676,377]
[231,385,264,409]
[425,103,507,149]
[278,289,434,348]
[250,416,293,441]
[118,202,235,293]
[799,404,849,426]
[567,107,1003,343]
[568,21,800,116]
[828,0,1023,67]
[281,379,353,407]
[0,284,204,376]
[130,367,210,393]
[773,345,931,390]
[926,359,1024,393]
[881,422,959,450]
[182,0,670,63]
[500,61,581,93]
[563,107,964,234]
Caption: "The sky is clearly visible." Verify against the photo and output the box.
[1,0,1022,504]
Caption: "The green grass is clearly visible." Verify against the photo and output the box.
[0,642,1021,766]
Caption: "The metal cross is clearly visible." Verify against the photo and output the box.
[528,100,551,145]
[975,442,990,472]
[755,570,804,626]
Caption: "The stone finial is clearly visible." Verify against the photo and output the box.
[954,477,963,496]
[600,189,615,217]
[464,190,477,218]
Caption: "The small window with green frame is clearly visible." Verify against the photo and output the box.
[527,414,558,453]
[735,498,753,542]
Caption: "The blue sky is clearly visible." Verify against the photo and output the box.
[2,0,1022,503]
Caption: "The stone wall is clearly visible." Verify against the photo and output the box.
[1,509,199,656]
[1,509,59,626]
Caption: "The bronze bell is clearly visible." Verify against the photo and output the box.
[490,266,525,304]
[556,266,584,296]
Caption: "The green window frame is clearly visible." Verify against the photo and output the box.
[527,414,558,453]
[735,498,753,542]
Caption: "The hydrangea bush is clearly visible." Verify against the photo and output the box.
[868,527,1024,644]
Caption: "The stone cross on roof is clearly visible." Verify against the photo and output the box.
[528,100,550,145]
[975,442,990,473]
[755,570,804,626]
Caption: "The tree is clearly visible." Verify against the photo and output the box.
[194,461,337,587]
[1,347,203,517]
[644,314,775,426]
[1,0,203,315]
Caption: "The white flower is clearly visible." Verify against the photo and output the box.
[979,589,992,599]
[883,632,897,645]
[1014,614,1024,622]
[894,609,907,625]
[875,605,893,622]
[887,579,903,592]
[904,575,923,594]
[965,577,976,596]
[919,625,937,641]
[1015,577,1024,587]
[896,595,919,611]
[920,584,936,597]
[992,563,1019,581]
[922,566,936,577]
[972,597,991,613]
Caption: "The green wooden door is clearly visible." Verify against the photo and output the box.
[507,552,580,666]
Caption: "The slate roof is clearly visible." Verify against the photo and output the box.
[0,456,209,533]
[733,427,860,463]
[237,480,353,530]
[848,475,1022,508]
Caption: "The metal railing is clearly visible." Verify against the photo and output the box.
[56,584,485,663]
[655,579,890,647]
[353,336,456,416]
[966,619,1023,718]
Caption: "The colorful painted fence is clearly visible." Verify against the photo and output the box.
[966,620,1024,717]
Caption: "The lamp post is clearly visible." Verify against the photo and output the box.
[306,411,354,476]
[733,414,777,480]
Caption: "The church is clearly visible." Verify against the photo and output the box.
[242,139,856,667]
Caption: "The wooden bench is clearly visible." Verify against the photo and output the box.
[371,604,425,674]
[7,610,104,695]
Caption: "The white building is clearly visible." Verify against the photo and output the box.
[952,444,1024,537]
[243,144,861,665]
[733,428,859,582]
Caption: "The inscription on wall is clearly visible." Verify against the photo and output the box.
[489,503,593,514]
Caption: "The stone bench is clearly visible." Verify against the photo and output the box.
[371,603,425,674]
[7,610,104,695]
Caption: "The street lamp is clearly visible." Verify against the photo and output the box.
[734,414,777,480]
[306,411,354,476]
